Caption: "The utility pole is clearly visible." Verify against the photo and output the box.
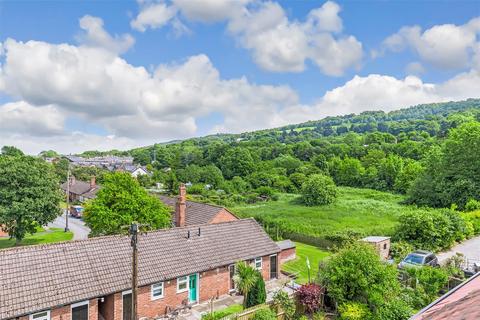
[130,223,139,320]
[65,163,70,232]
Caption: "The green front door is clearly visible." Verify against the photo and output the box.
[189,274,197,303]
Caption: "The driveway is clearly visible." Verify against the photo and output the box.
[437,235,480,265]
[48,211,90,240]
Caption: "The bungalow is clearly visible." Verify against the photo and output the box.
[60,176,100,202]
[0,219,285,320]
[158,184,238,227]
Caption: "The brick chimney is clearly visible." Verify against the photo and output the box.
[90,176,96,189]
[176,183,186,227]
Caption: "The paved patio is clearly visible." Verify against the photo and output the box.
[177,276,297,320]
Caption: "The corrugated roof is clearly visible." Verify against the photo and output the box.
[158,195,234,226]
[0,219,279,319]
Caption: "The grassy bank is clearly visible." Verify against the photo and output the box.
[231,187,410,244]
[282,242,330,284]
[0,227,73,249]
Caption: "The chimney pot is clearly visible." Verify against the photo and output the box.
[176,183,186,227]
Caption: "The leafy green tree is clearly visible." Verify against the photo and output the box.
[301,174,337,206]
[330,157,365,187]
[220,147,255,179]
[200,165,224,188]
[38,150,59,158]
[272,291,295,320]
[252,309,276,320]
[394,209,467,251]
[274,155,302,175]
[84,172,171,236]
[318,242,400,309]
[289,172,307,190]
[0,155,62,243]
[1,145,24,157]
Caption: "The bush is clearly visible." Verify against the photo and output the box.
[405,266,448,304]
[252,308,276,320]
[338,302,372,320]
[272,290,295,320]
[301,174,338,206]
[374,298,413,320]
[318,242,400,309]
[255,186,276,199]
[465,199,480,212]
[187,183,206,195]
[245,272,266,308]
[295,283,323,314]
[394,208,468,251]
[461,210,480,235]
[389,241,413,262]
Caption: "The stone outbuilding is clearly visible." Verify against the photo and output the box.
[362,236,391,260]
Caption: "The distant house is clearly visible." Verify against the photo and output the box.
[158,184,239,227]
[117,165,150,178]
[411,272,480,319]
[361,236,391,260]
[0,219,286,320]
[60,176,100,202]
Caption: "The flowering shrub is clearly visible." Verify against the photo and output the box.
[295,283,323,314]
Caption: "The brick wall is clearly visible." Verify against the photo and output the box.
[209,209,238,224]
[199,267,230,301]
[20,299,99,320]
[279,248,296,263]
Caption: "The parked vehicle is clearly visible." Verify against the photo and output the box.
[69,205,84,218]
[398,250,439,269]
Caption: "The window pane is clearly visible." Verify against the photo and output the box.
[72,304,88,320]
[152,282,163,297]
[33,312,49,320]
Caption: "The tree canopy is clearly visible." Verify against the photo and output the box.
[83,172,171,236]
[0,154,62,242]
[301,174,337,206]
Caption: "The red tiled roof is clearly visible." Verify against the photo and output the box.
[412,273,480,320]
[0,219,279,320]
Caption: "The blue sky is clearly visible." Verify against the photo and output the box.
[0,0,479,153]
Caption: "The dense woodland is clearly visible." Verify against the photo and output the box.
[74,99,480,210]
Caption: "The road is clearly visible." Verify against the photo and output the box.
[437,235,480,265]
[48,212,90,240]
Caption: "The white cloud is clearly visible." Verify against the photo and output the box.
[78,15,135,54]
[0,101,65,136]
[0,37,298,143]
[380,17,480,70]
[130,0,362,75]
[227,1,362,75]
[130,1,178,32]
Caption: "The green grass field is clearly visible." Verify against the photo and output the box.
[231,187,410,239]
[0,227,73,249]
[282,242,330,284]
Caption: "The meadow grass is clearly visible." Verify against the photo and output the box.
[231,187,409,238]
[282,242,331,284]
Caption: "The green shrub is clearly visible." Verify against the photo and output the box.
[461,210,480,234]
[272,290,295,320]
[252,308,276,320]
[187,184,206,195]
[374,298,413,320]
[245,272,266,308]
[405,266,448,304]
[301,174,338,206]
[389,241,413,262]
[465,199,480,212]
[394,208,468,251]
[338,302,372,320]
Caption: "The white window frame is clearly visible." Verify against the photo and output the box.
[71,300,89,320]
[255,257,262,270]
[30,311,50,320]
[177,276,189,293]
[151,282,164,300]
